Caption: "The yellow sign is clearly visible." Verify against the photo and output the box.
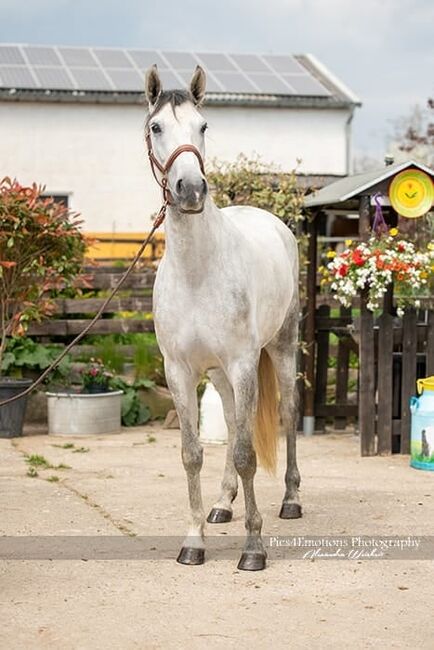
[389,169,434,218]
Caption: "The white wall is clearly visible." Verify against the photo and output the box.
[0,100,350,231]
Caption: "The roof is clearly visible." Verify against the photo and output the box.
[0,44,361,108]
[304,159,434,208]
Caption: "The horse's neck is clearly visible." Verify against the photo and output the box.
[163,198,224,277]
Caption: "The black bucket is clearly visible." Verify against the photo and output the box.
[0,378,33,438]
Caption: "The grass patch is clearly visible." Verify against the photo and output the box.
[51,443,74,449]
[54,463,71,470]
[72,446,90,453]
[47,475,60,482]
[147,435,156,443]
[25,454,51,469]
[26,467,38,478]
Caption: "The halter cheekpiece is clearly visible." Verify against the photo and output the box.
[145,129,206,226]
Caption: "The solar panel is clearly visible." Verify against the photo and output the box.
[263,55,306,74]
[157,69,183,89]
[106,69,143,92]
[0,66,37,88]
[34,67,75,89]
[162,51,198,70]
[196,53,236,71]
[59,47,97,67]
[230,54,269,73]
[282,74,330,96]
[94,49,132,68]
[24,46,61,66]
[70,68,112,90]
[213,72,257,93]
[0,44,345,99]
[0,46,25,65]
[176,70,222,93]
[128,50,168,70]
[248,73,293,95]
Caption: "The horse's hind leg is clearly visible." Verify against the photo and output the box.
[164,360,205,565]
[207,369,238,523]
[229,356,266,571]
[266,311,302,519]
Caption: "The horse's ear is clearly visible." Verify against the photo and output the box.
[145,65,162,107]
[190,66,206,106]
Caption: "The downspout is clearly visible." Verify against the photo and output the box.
[345,106,355,175]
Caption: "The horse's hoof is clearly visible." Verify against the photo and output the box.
[237,552,266,571]
[176,547,205,565]
[207,508,232,524]
[279,502,302,519]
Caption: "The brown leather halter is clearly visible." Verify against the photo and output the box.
[145,129,206,225]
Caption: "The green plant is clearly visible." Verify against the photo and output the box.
[208,154,305,227]
[81,358,113,393]
[133,338,164,383]
[25,454,51,469]
[0,177,87,372]
[94,337,124,374]
[109,376,154,426]
[1,336,71,382]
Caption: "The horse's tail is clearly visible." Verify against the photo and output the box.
[254,349,279,474]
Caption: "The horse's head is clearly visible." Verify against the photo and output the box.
[145,65,208,214]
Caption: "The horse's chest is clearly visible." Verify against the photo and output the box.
[154,277,248,361]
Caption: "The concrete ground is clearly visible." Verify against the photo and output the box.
[0,425,433,650]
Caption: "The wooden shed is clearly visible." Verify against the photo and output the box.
[302,159,434,455]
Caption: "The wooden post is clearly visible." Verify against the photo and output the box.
[377,286,394,454]
[426,310,434,376]
[303,213,318,435]
[401,309,417,454]
[358,195,376,455]
[335,306,351,430]
[314,304,330,432]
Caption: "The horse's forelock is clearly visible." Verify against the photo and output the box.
[146,89,192,124]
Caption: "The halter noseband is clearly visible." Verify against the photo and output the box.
[145,129,206,224]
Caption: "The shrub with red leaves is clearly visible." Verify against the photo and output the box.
[0,177,88,371]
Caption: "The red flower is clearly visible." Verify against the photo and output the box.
[338,264,348,277]
[352,249,365,266]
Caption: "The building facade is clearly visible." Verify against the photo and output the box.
[0,45,361,237]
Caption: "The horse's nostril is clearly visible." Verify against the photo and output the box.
[202,179,207,194]
[176,179,183,194]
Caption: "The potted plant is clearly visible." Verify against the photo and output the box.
[321,229,434,314]
[81,358,113,393]
[0,177,87,437]
[46,359,123,436]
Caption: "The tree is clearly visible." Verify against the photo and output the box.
[0,178,87,372]
[390,99,434,166]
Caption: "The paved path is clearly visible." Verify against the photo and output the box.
[1,427,432,649]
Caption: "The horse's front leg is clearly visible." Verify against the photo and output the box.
[229,357,266,571]
[165,361,205,565]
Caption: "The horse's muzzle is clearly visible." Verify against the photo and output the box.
[174,177,208,214]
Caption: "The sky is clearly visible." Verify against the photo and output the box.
[0,0,432,165]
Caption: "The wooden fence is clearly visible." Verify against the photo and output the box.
[27,262,432,454]
[305,298,434,455]
[28,266,156,338]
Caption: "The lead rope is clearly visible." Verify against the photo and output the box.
[0,204,167,408]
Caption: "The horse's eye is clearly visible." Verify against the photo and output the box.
[151,123,161,134]
[200,122,208,134]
